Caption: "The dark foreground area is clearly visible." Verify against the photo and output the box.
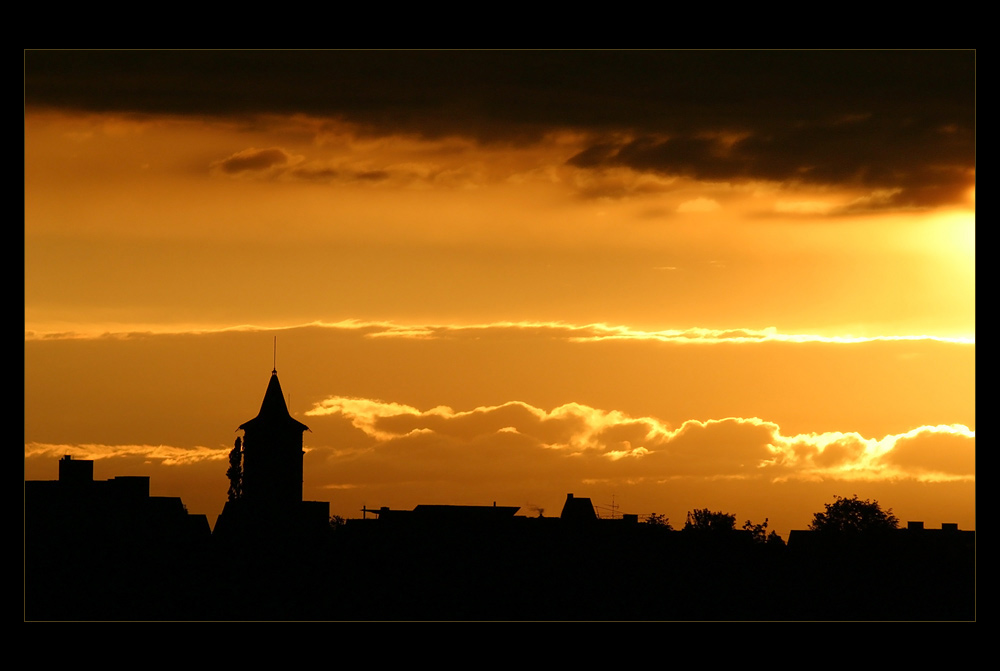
[26,517,975,621]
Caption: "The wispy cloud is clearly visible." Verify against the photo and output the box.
[337,320,976,345]
[25,319,972,344]
[24,442,230,466]
[212,146,302,175]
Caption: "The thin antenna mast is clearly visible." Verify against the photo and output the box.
[273,336,277,372]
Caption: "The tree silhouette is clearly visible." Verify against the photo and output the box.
[743,518,785,546]
[684,508,736,532]
[809,494,899,533]
[226,436,243,502]
[645,512,673,529]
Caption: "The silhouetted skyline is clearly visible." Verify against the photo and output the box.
[26,449,975,620]
[25,50,974,547]
[26,337,975,620]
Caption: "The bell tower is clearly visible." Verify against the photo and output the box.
[238,367,309,511]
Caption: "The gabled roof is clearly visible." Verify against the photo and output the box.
[239,369,309,432]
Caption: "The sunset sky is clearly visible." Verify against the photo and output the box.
[24,51,975,536]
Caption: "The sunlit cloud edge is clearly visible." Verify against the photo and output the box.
[24,318,975,345]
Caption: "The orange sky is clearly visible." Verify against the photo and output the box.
[24,51,975,536]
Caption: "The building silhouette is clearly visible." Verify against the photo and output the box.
[26,454,211,544]
[24,455,211,620]
[559,493,599,523]
[239,367,308,510]
[213,367,329,540]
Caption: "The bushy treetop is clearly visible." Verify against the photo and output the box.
[809,494,899,533]
[684,508,737,532]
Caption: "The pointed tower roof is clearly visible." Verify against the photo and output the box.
[239,369,309,432]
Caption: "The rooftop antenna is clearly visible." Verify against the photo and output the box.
[273,336,277,373]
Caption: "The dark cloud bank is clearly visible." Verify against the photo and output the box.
[26,50,975,208]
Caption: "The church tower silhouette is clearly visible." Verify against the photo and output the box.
[213,359,328,540]
[238,367,309,511]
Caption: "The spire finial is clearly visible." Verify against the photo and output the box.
[272,336,277,374]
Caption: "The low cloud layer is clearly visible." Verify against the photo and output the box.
[304,397,975,485]
[26,401,973,486]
